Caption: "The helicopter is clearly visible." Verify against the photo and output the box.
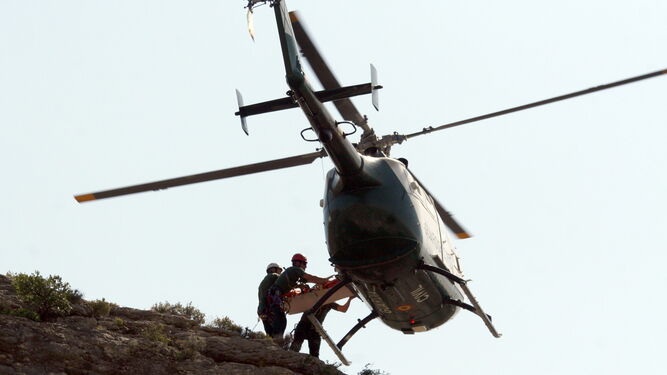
[73,0,667,366]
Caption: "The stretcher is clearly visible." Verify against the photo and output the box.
[282,279,354,315]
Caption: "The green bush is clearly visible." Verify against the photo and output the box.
[141,322,171,345]
[208,316,242,333]
[67,289,84,304]
[0,307,40,321]
[89,298,111,317]
[207,316,267,339]
[114,317,125,327]
[151,301,205,325]
[174,335,205,360]
[241,327,267,339]
[358,364,390,375]
[10,271,79,319]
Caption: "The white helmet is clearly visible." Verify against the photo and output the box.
[266,263,281,273]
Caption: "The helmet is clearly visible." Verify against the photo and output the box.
[291,253,308,263]
[266,263,281,272]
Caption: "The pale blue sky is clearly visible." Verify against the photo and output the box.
[1,1,666,374]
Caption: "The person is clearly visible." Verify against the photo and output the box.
[290,296,354,358]
[266,253,330,339]
[257,262,282,336]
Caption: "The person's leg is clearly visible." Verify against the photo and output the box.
[290,321,308,352]
[261,317,272,336]
[268,305,285,338]
[307,331,321,358]
[290,326,306,352]
[274,311,287,338]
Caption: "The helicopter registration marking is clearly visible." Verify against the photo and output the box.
[367,288,393,315]
[411,285,430,303]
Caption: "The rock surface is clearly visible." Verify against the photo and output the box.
[0,275,344,375]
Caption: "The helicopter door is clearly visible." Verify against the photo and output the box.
[439,220,463,277]
[436,218,464,277]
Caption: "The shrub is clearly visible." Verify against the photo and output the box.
[89,299,111,317]
[67,289,84,304]
[0,307,40,321]
[151,301,205,325]
[207,316,267,339]
[208,316,242,333]
[174,335,205,360]
[241,327,267,339]
[10,271,78,319]
[358,364,390,375]
[141,322,171,345]
[114,317,125,327]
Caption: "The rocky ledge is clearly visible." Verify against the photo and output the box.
[0,275,344,375]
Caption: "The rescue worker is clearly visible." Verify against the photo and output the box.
[257,262,283,336]
[290,296,354,358]
[266,253,330,339]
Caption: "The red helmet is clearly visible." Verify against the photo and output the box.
[291,253,308,263]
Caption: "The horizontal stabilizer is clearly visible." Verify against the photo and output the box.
[235,83,381,121]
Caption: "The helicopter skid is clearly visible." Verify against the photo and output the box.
[418,263,502,338]
[306,314,351,366]
[300,277,382,366]
[304,302,380,366]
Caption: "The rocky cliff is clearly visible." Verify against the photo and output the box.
[0,275,344,375]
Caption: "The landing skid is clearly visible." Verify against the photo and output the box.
[417,263,502,338]
[336,311,379,350]
[306,310,379,366]
[302,278,379,366]
[306,314,350,366]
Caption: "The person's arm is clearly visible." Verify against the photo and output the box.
[302,273,329,285]
[333,297,354,313]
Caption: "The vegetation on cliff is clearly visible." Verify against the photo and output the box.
[0,272,346,375]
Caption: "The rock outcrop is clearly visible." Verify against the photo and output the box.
[0,275,344,375]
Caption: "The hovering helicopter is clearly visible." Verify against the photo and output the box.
[74,0,667,365]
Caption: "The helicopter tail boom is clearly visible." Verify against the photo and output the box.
[273,0,363,176]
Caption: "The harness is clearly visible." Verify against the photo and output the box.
[261,269,304,318]
[261,285,284,318]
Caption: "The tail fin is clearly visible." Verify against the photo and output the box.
[235,89,249,135]
[371,64,380,111]
[274,0,305,86]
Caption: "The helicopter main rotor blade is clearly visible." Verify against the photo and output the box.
[74,150,326,203]
[411,173,471,239]
[289,11,370,132]
[404,68,667,139]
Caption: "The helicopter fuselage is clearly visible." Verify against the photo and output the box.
[324,156,465,333]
